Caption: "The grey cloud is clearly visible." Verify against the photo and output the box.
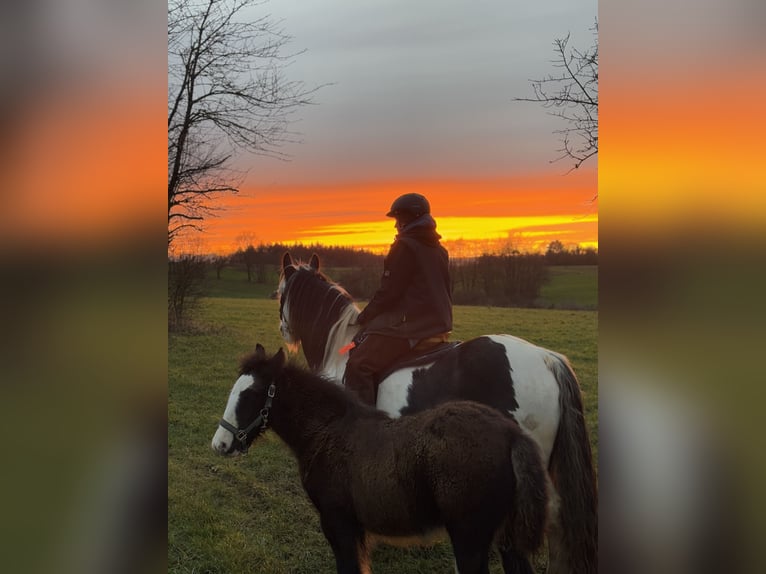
[242,0,597,182]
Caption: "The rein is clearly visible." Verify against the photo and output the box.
[218,383,276,452]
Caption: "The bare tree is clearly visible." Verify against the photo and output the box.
[168,254,207,330]
[233,231,258,281]
[168,0,316,246]
[212,254,229,279]
[516,21,598,173]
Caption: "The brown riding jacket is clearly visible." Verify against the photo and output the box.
[357,215,452,344]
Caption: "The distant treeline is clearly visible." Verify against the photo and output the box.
[450,255,547,307]
[212,241,596,307]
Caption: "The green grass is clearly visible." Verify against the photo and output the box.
[536,265,598,310]
[169,297,597,574]
[201,267,280,299]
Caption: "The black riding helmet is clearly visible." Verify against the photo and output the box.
[386,193,430,221]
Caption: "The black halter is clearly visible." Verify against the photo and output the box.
[218,383,276,452]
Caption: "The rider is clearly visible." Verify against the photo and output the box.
[344,193,453,406]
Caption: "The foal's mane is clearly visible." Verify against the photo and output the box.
[238,349,381,416]
[280,263,360,370]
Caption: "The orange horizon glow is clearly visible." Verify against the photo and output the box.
[274,215,598,255]
[191,172,598,257]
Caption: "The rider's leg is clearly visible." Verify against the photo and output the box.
[344,334,410,406]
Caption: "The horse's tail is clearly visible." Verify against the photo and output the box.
[499,430,550,556]
[546,353,598,574]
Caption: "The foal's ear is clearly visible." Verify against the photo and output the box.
[272,347,286,369]
[255,343,267,360]
[282,252,295,279]
[309,253,320,270]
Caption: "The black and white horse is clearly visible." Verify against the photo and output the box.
[278,253,597,574]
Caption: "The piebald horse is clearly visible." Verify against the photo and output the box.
[278,252,597,574]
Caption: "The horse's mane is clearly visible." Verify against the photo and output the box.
[280,264,360,370]
[322,304,360,377]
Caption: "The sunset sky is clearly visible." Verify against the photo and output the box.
[188,0,599,256]
[3,1,761,257]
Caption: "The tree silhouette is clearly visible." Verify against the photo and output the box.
[516,21,598,174]
[168,0,317,245]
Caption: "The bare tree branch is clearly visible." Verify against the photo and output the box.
[168,0,321,246]
[515,21,598,177]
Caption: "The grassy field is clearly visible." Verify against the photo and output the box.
[201,267,280,299]
[535,265,598,310]
[169,289,597,574]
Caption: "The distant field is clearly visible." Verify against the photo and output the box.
[169,296,597,574]
[201,266,280,299]
[202,263,598,309]
[536,265,598,310]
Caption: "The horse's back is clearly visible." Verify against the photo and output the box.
[376,334,562,462]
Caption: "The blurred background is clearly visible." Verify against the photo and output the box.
[599,1,765,572]
[0,1,764,572]
[0,2,166,573]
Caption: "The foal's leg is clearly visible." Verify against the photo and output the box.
[319,515,369,574]
[448,527,492,574]
[499,547,534,574]
[451,544,490,574]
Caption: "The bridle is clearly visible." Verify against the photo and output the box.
[218,383,276,452]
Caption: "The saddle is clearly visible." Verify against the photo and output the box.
[375,339,461,384]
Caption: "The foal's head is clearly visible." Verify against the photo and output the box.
[211,344,286,455]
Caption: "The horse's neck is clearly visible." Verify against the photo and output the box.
[318,305,360,381]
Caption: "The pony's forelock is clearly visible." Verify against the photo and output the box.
[238,349,268,377]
